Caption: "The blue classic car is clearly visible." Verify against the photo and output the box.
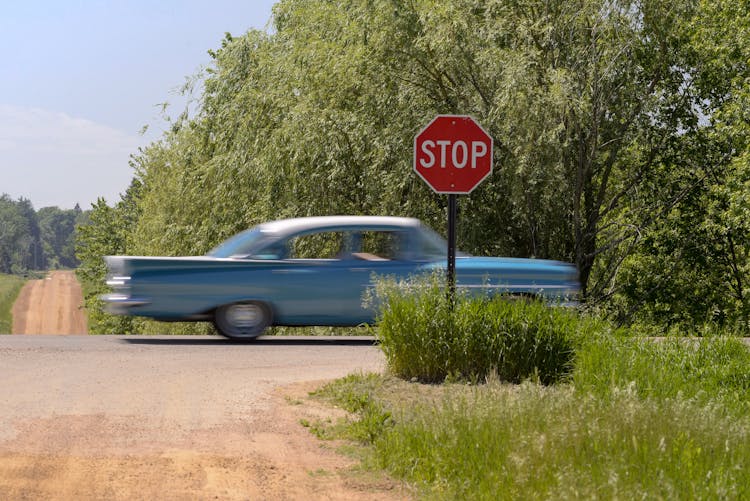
[103,216,579,339]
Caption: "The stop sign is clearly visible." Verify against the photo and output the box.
[414,115,493,194]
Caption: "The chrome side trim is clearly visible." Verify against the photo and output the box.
[101,294,151,315]
[456,284,576,290]
[106,278,130,287]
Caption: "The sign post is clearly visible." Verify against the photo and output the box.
[414,115,493,294]
[447,193,457,296]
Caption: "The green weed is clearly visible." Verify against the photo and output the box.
[313,373,394,444]
[311,320,750,499]
[313,371,750,500]
[0,273,25,333]
[370,274,589,383]
[378,381,750,500]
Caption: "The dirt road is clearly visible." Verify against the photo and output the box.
[5,272,401,499]
[0,335,397,500]
[11,270,88,334]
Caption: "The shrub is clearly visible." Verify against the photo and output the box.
[370,275,588,384]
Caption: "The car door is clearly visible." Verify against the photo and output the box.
[336,229,417,324]
[268,230,350,324]
[269,228,417,325]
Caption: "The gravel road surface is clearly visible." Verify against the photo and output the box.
[0,334,398,500]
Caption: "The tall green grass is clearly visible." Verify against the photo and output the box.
[0,273,25,333]
[312,306,750,499]
[377,381,749,500]
[309,276,750,498]
[371,275,589,383]
[315,367,750,500]
[575,332,750,414]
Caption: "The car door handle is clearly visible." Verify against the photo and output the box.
[349,268,369,272]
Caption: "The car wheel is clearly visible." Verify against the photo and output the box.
[214,301,272,340]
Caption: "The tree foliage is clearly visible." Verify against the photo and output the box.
[77,0,749,332]
[612,0,750,329]
[75,181,141,334]
[37,205,82,269]
[0,195,82,273]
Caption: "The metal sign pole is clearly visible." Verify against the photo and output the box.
[447,194,457,302]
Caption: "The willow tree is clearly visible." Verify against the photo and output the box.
[128,0,702,301]
[79,0,750,333]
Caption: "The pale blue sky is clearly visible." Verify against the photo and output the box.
[1,0,277,209]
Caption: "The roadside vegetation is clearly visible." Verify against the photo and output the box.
[75,0,748,336]
[0,273,25,333]
[313,365,750,500]
[369,275,587,384]
[9,0,746,494]
[309,285,750,498]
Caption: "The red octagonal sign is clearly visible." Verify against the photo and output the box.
[414,115,493,194]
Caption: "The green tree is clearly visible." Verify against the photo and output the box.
[613,0,750,329]
[38,206,81,269]
[16,198,44,270]
[0,195,43,273]
[76,181,142,334]
[152,0,702,298]
[77,0,749,332]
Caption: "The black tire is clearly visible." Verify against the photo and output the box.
[214,301,272,340]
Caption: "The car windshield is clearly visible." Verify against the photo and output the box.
[206,228,266,258]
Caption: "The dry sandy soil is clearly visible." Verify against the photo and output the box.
[0,381,403,500]
[5,272,405,500]
[12,270,88,335]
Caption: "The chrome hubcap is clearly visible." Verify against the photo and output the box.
[227,303,262,328]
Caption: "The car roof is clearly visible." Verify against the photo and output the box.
[257,216,423,236]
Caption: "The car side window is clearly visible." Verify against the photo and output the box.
[250,242,287,260]
[352,231,405,261]
[287,231,344,259]
[417,226,448,260]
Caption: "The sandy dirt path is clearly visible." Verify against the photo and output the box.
[11,270,88,334]
[0,336,401,500]
[4,274,402,500]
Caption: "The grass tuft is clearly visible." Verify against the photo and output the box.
[310,311,750,499]
[370,274,589,384]
[0,273,25,333]
[574,332,750,414]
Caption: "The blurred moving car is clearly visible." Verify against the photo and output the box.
[103,216,580,339]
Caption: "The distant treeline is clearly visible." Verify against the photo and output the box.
[0,194,86,273]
